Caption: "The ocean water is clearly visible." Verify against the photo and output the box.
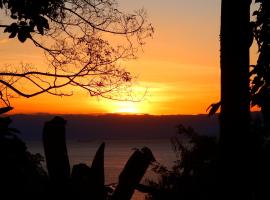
[27,139,177,200]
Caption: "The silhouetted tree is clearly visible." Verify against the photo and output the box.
[219,0,253,199]
[0,0,153,110]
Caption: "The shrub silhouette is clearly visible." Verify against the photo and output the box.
[145,124,217,200]
[0,117,48,200]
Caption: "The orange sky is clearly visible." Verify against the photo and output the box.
[0,0,259,115]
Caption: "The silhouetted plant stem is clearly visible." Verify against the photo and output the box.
[90,142,106,200]
[70,143,106,200]
[71,163,92,200]
[220,0,253,199]
[112,147,155,200]
[42,116,70,185]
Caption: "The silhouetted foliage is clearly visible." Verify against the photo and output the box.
[250,0,270,130]
[144,124,217,200]
[0,0,64,41]
[206,101,221,116]
[42,116,155,200]
[0,117,48,200]
[0,115,156,200]
[0,0,153,109]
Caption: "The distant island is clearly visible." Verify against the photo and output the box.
[6,114,220,141]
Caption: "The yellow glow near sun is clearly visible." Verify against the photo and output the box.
[113,102,140,114]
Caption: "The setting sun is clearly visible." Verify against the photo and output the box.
[112,102,140,114]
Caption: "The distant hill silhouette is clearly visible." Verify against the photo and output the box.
[7,114,219,141]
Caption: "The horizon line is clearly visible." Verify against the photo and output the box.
[5,112,212,117]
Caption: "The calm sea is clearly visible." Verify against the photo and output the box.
[27,139,176,200]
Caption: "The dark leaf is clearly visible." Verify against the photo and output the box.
[91,142,105,186]
[9,30,17,38]
[29,20,35,29]
[39,16,49,29]
[17,31,28,43]
[4,26,11,33]
[0,106,13,115]
[37,24,44,35]
[206,102,221,116]
[141,147,156,162]
[43,19,49,30]
[4,23,18,33]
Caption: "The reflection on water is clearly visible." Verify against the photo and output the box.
[27,139,176,200]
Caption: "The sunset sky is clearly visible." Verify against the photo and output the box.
[0,0,259,115]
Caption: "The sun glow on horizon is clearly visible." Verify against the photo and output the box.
[104,101,151,114]
[111,102,140,114]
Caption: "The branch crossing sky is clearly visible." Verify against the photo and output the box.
[0,0,259,115]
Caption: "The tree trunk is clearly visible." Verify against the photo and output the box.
[219,0,253,199]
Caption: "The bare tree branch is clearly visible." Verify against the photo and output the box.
[0,0,153,109]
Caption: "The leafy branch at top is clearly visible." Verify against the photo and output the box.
[0,0,154,112]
